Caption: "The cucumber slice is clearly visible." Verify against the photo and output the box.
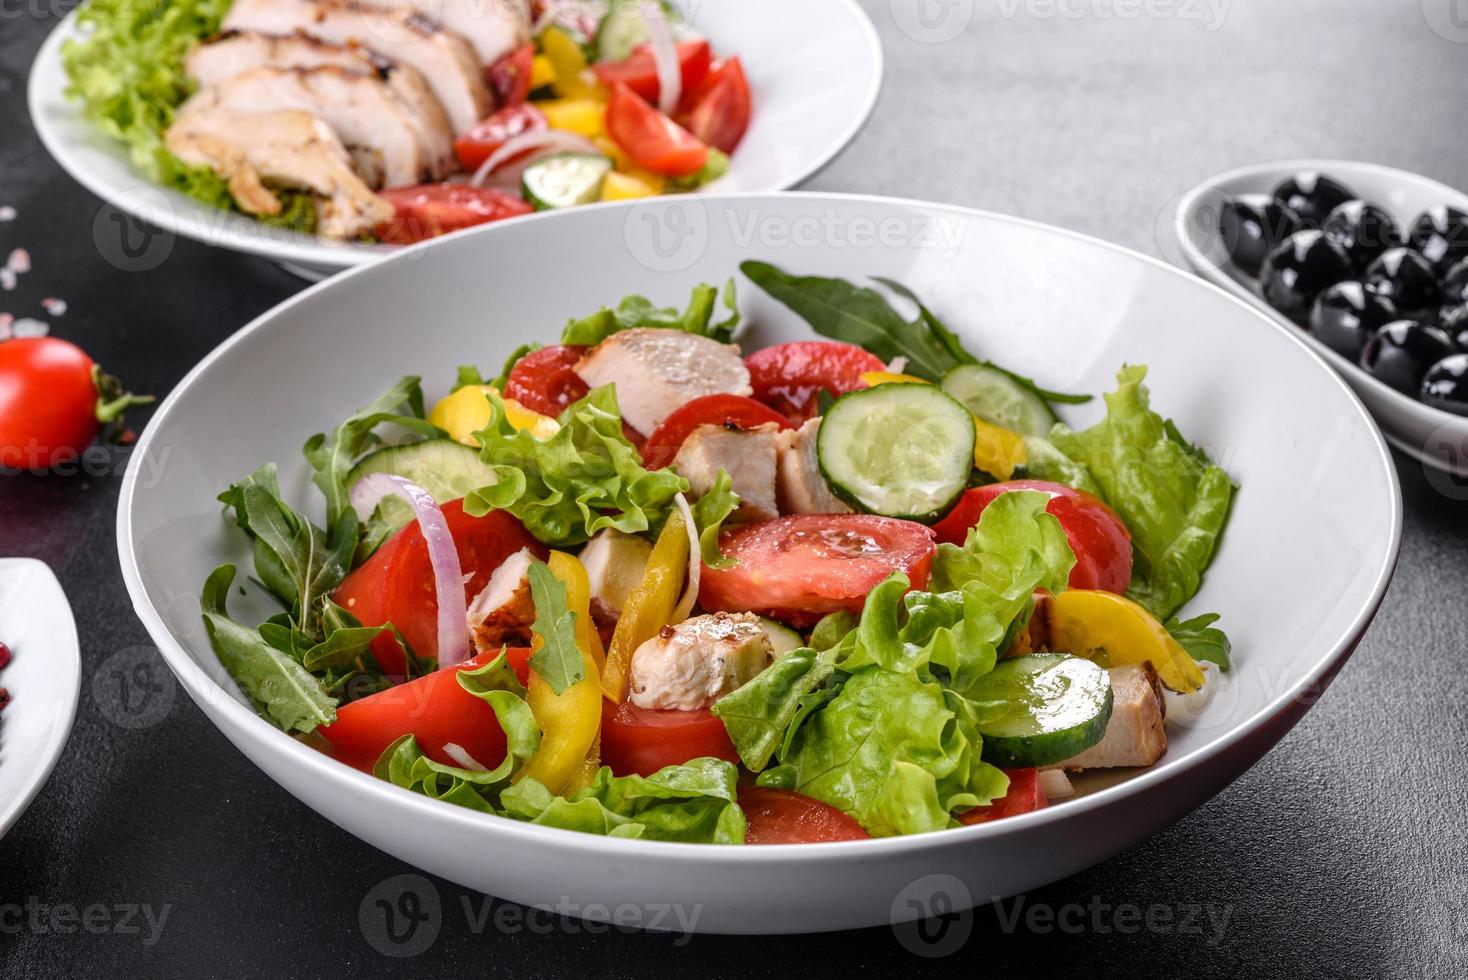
[522,153,613,211]
[817,384,976,521]
[757,617,804,657]
[941,364,1058,438]
[594,0,679,61]
[346,439,499,529]
[970,654,1113,768]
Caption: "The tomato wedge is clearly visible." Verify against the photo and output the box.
[334,500,545,675]
[739,787,871,844]
[699,515,937,627]
[956,768,1047,825]
[744,341,887,422]
[376,184,533,245]
[453,104,548,171]
[599,699,738,777]
[678,57,751,154]
[488,42,535,107]
[932,481,1133,594]
[639,394,793,470]
[605,82,709,177]
[319,646,532,772]
[503,344,590,418]
[592,39,712,104]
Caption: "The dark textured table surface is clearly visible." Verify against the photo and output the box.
[3,1,1466,976]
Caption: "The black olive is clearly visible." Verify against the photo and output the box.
[1359,320,1456,396]
[1260,231,1354,325]
[1322,200,1402,272]
[1309,281,1399,359]
[1422,354,1468,416]
[1439,303,1468,351]
[1219,194,1304,277]
[1406,205,1468,276]
[1364,248,1441,320]
[1441,257,1468,308]
[1271,172,1356,228]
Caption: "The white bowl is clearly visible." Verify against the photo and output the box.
[0,558,81,839]
[1173,159,1468,477]
[29,0,882,280]
[117,193,1402,933]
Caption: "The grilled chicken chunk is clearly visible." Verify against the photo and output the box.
[628,612,773,711]
[775,418,852,515]
[673,422,781,522]
[181,66,440,188]
[573,329,753,437]
[467,548,537,652]
[579,528,652,627]
[164,107,392,239]
[355,0,531,66]
[223,0,491,134]
[1051,663,1168,770]
[186,31,454,173]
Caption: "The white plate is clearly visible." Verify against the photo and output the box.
[0,558,81,839]
[1173,159,1468,477]
[29,0,882,280]
[117,193,1401,933]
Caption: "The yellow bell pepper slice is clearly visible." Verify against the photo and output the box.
[428,385,559,446]
[518,552,603,795]
[538,98,607,138]
[601,171,664,201]
[530,53,557,91]
[857,372,1027,478]
[600,511,689,702]
[541,26,600,99]
[1047,589,1205,694]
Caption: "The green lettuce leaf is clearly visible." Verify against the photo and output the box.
[466,385,688,546]
[691,468,741,569]
[710,646,843,771]
[1028,365,1236,620]
[561,281,742,346]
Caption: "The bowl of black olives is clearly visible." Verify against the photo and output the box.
[1174,160,1468,475]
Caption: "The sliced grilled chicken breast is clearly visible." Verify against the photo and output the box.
[573,329,753,437]
[355,0,531,65]
[182,66,433,187]
[164,107,392,239]
[223,0,491,133]
[185,30,454,173]
[1050,663,1168,770]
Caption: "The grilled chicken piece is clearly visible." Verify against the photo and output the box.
[775,418,852,515]
[467,548,537,652]
[223,0,491,134]
[164,107,392,239]
[1051,663,1168,770]
[181,66,439,188]
[627,612,773,711]
[186,31,454,173]
[573,329,753,437]
[673,422,781,522]
[579,528,652,628]
[355,0,531,66]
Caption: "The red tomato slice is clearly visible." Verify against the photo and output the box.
[699,515,937,627]
[593,39,712,104]
[319,646,532,772]
[605,82,709,177]
[599,698,739,777]
[739,787,870,844]
[453,103,548,171]
[744,341,887,422]
[639,394,793,470]
[503,344,589,418]
[376,184,534,245]
[487,42,535,106]
[932,481,1133,594]
[677,57,751,154]
[334,500,545,675]
[957,768,1047,825]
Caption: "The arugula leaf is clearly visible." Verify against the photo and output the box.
[526,561,584,694]
[466,385,688,546]
[200,565,337,733]
[1165,613,1232,672]
[561,281,742,347]
[302,377,439,533]
[453,365,487,392]
[691,468,740,569]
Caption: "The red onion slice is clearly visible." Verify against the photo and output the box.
[350,473,469,668]
[642,2,681,115]
[469,130,604,188]
[670,492,700,624]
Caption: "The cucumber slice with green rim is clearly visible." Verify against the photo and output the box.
[757,617,804,657]
[941,364,1058,438]
[970,654,1113,768]
[522,153,613,211]
[594,2,649,61]
[346,439,499,529]
[817,383,976,521]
